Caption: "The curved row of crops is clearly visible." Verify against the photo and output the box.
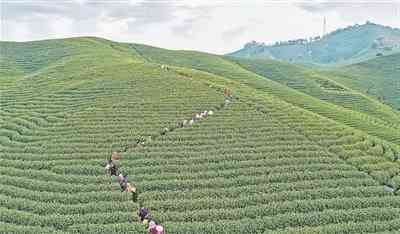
[120,100,399,233]
[1,38,400,233]
[0,53,225,232]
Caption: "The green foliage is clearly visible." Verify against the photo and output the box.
[1,37,400,233]
[131,42,400,146]
[327,52,400,111]
[228,56,400,127]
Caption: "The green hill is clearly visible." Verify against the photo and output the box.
[227,57,400,129]
[325,52,400,111]
[228,22,400,65]
[1,37,400,233]
[130,43,400,146]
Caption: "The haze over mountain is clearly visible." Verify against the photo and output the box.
[229,22,400,65]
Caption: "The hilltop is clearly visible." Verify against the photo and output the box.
[1,37,400,233]
[228,22,400,65]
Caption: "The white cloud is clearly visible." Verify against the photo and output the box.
[1,0,400,54]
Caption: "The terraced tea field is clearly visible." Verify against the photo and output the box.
[227,57,400,127]
[1,37,400,233]
[128,44,400,146]
[327,52,400,112]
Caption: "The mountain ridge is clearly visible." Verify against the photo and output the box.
[228,22,400,65]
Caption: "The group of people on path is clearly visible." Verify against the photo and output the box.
[104,88,233,234]
[178,109,214,128]
[105,152,165,234]
[177,88,232,128]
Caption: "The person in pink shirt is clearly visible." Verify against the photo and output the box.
[148,221,165,234]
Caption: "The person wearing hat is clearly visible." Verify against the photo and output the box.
[138,207,150,223]
[224,88,232,106]
[111,151,120,161]
[224,88,231,99]
[105,159,118,176]
[155,224,165,234]
[125,183,138,202]
[148,220,165,234]
[118,174,128,192]
[148,221,157,234]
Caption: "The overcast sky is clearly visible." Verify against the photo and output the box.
[1,0,400,54]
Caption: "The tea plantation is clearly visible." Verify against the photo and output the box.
[1,37,400,233]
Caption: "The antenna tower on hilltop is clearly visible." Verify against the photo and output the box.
[323,17,327,37]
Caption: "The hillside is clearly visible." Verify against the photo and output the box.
[228,22,400,65]
[227,57,400,129]
[1,37,400,233]
[325,52,400,111]
[130,43,400,146]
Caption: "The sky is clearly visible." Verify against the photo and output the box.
[1,0,400,54]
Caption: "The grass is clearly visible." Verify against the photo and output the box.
[1,37,400,233]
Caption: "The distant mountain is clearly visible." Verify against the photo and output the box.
[228,22,400,65]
